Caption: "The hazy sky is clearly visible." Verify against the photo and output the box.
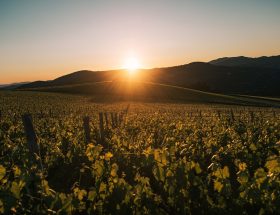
[1,0,280,84]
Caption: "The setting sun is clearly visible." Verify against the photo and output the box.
[124,57,140,74]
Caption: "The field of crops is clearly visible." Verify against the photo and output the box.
[0,91,280,214]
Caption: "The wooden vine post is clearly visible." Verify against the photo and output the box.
[83,116,91,144]
[119,112,124,125]
[22,114,40,160]
[217,110,221,119]
[110,112,115,128]
[104,112,109,129]
[99,112,105,147]
[250,111,254,121]
[114,113,118,128]
[230,109,235,122]
[125,104,130,114]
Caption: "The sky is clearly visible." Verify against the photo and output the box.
[1,0,280,84]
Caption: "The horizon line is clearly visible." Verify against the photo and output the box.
[1,53,279,85]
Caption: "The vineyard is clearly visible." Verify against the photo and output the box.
[0,91,280,214]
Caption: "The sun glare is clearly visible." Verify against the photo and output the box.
[124,57,140,75]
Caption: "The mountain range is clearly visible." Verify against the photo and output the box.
[0,82,30,90]
[209,55,280,69]
[12,55,280,96]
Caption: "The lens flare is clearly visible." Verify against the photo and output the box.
[124,57,140,75]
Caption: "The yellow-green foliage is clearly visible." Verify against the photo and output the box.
[0,91,279,214]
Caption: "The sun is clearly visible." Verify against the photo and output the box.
[124,57,140,74]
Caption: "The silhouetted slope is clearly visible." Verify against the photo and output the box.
[209,55,280,69]
[20,70,117,89]
[19,61,280,96]
[152,62,280,96]
[51,70,123,85]
[0,82,30,90]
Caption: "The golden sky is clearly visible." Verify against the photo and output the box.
[1,0,280,84]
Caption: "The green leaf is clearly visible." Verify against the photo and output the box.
[93,161,104,177]
[237,171,249,184]
[266,158,280,173]
[99,182,107,193]
[78,190,87,201]
[213,166,229,179]
[154,149,161,163]
[110,163,118,178]
[153,166,165,182]
[88,190,96,201]
[10,181,25,199]
[13,166,21,177]
[0,165,6,181]
[238,162,247,171]
[195,163,202,174]
[0,200,4,214]
[258,208,265,215]
[222,166,230,178]
[105,152,113,161]
[254,168,267,187]
[249,144,257,151]
[214,180,223,192]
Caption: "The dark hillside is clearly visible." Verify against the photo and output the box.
[19,60,280,96]
[209,55,280,69]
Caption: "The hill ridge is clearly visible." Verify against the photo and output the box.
[209,55,280,69]
[17,56,280,96]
